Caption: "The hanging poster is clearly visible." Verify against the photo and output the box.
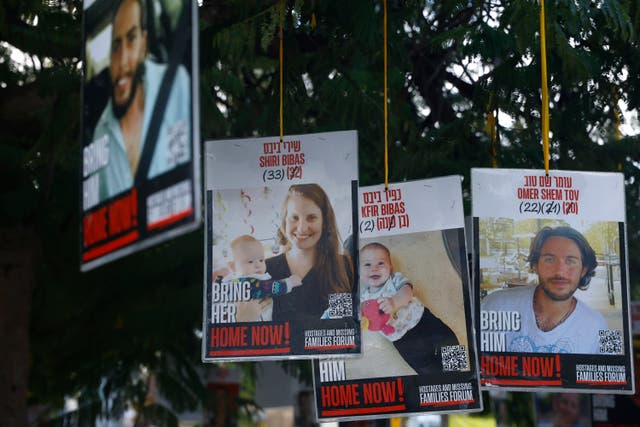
[313,177,482,422]
[472,168,634,392]
[202,131,360,361]
[80,0,200,271]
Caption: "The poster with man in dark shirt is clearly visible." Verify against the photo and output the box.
[80,0,200,271]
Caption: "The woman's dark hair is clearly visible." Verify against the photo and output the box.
[277,184,353,297]
[528,226,597,290]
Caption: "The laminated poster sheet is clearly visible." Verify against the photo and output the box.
[80,0,200,271]
[313,177,482,422]
[202,131,360,361]
[472,168,634,392]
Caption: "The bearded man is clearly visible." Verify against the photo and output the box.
[92,0,190,202]
[481,226,608,354]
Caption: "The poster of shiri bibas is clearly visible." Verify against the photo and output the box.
[80,0,200,271]
[203,131,360,361]
[313,177,482,422]
[472,168,634,393]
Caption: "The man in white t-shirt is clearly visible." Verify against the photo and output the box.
[481,226,608,354]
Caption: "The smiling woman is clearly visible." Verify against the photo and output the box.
[284,191,323,252]
[264,184,354,321]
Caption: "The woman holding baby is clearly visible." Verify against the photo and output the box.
[238,183,354,321]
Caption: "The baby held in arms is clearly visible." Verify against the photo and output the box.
[359,242,458,376]
[218,234,302,300]
[212,235,303,323]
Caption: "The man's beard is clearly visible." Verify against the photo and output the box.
[540,277,577,301]
[112,62,146,119]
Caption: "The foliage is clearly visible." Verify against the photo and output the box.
[2,0,640,426]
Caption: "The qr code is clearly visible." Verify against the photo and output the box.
[327,293,353,319]
[441,345,469,372]
[599,329,623,354]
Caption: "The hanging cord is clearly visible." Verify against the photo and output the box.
[486,94,498,168]
[383,0,389,189]
[615,94,621,141]
[279,0,285,142]
[615,92,622,171]
[540,0,550,174]
[490,110,498,168]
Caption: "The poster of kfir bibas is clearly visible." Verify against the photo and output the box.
[314,177,482,422]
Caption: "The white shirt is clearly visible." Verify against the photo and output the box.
[481,285,608,354]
